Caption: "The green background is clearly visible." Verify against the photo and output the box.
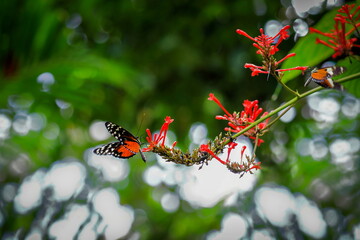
[0,0,359,239]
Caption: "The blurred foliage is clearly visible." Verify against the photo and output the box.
[0,0,359,239]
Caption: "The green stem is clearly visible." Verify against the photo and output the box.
[273,72,300,97]
[262,103,295,131]
[277,76,300,97]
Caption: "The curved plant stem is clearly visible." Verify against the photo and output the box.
[275,73,300,97]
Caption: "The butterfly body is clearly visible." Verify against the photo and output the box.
[93,122,146,162]
[305,66,345,90]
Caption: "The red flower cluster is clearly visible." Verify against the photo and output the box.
[142,116,176,152]
[236,26,308,76]
[310,4,360,58]
[336,4,360,30]
[237,26,290,57]
[200,142,261,172]
[208,93,269,146]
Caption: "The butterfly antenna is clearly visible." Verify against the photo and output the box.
[304,76,312,87]
[136,113,146,137]
[136,113,147,163]
[304,67,316,87]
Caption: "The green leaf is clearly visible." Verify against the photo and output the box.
[281,7,342,83]
[336,58,360,98]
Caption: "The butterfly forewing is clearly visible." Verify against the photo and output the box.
[105,122,136,141]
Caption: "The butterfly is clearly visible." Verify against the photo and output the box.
[304,66,346,90]
[93,121,146,162]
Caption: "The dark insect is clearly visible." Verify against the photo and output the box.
[304,66,346,90]
[93,122,146,162]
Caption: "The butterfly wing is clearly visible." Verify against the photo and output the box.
[93,140,139,159]
[118,133,147,162]
[96,121,146,162]
[305,66,345,90]
[93,142,125,158]
[105,121,136,141]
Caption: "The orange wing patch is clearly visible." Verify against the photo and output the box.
[311,69,328,80]
[305,66,345,90]
[116,139,141,158]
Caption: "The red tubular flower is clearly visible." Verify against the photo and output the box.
[227,145,262,174]
[247,162,262,172]
[208,93,232,117]
[200,142,251,167]
[237,26,308,76]
[226,142,238,163]
[336,4,360,28]
[240,145,246,160]
[310,4,360,58]
[142,116,174,152]
[237,26,290,58]
[200,144,226,164]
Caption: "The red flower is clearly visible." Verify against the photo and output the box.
[200,143,227,165]
[208,93,269,146]
[200,143,261,173]
[142,116,175,152]
[236,26,290,58]
[310,4,360,58]
[199,142,238,165]
[247,162,262,171]
[236,26,308,76]
[336,4,360,28]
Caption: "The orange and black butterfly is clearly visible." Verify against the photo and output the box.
[93,122,146,162]
[304,66,346,90]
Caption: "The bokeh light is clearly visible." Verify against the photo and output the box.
[92,188,134,239]
[37,72,55,92]
[208,213,248,240]
[87,149,129,182]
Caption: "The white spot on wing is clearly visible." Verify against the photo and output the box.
[327,68,333,75]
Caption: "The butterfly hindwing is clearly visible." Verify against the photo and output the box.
[93,142,124,158]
